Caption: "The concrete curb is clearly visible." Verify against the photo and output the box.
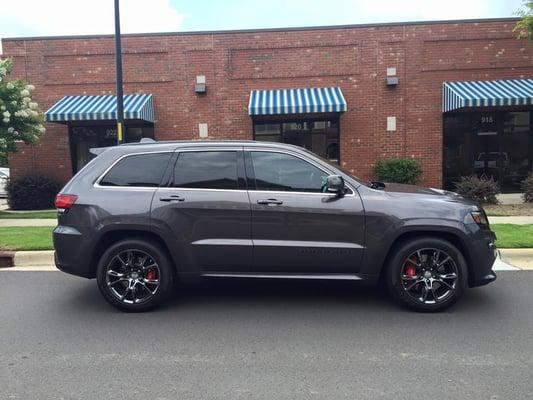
[14,250,55,267]
[500,249,533,270]
[0,250,55,269]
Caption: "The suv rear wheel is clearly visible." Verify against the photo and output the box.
[96,238,174,312]
[385,237,468,312]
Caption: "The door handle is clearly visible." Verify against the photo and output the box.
[159,194,185,202]
[257,198,283,205]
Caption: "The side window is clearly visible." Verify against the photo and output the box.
[250,151,329,192]
[173,151,238,190]
[99,153,171,187]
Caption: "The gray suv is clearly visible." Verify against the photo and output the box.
[53,140,497,312]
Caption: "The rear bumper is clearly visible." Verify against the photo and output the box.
[53,225,94,278]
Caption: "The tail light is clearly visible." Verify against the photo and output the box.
[55,194,78,210]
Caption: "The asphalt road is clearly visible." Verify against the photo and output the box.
[0,271,532,400]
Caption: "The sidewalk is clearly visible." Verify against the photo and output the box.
[0,219,57,227]
[489,216,533,225]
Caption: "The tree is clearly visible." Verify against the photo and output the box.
[515,1,533,40]
[0,58,45,167]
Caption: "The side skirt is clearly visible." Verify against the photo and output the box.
[200,272,363,281]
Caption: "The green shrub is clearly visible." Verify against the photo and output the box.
[373,158,422,185]
[454,175,499,204]
[521,174,533,203]
[6,175,62,210]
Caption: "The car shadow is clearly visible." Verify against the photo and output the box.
[64,276,497,315]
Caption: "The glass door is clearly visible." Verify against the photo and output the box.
[444,111,532,192]
[472,113,500,182]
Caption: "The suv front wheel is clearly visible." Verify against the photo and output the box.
[385,237,468,312]
[96,238,174,312]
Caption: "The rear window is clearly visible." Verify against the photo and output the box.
[99,153,171,187]
[172,151,238,190]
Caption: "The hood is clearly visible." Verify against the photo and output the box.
[381,182,458,197]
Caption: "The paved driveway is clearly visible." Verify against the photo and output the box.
[0,271,531,400]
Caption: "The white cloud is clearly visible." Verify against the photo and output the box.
[0,0,187,38]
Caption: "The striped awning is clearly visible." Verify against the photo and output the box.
[45,94,155,123]
[248,87,347,115]
[443,79,533,113]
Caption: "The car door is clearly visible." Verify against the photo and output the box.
[151,147,252,273]
[246,149,365,274]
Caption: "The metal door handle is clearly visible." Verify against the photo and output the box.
[257,198,283,205]
[159,195,185,202]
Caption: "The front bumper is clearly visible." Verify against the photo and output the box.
[467,227,498,287]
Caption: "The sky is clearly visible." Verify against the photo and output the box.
[0,0,525,47]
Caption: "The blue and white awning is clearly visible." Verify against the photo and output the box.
[248,87,347,115]
[443,79,533,113]
[45,94,155,123]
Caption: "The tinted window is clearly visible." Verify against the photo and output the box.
[173,151,238,190]
[100,153,171,187]
[251,151,329,192]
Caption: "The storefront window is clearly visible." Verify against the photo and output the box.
[443,111,532,192]
[253,118,340,163]
[69,124,154,173]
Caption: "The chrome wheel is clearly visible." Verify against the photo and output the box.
[400,248,459,305]
[105,249,160,304]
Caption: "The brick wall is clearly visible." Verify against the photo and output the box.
[3,18,533,186]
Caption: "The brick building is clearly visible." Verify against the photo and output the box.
[2,17,533,191]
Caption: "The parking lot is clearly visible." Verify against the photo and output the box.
[1,270,532,399]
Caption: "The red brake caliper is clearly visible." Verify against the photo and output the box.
[146,269,158,280]
[405,256,418,277]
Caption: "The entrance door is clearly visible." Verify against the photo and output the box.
[246,149,365,274]
[472,113,500,182]
[444,111,533,192]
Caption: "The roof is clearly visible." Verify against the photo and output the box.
[2,17,519,42]
[95,140,318,156]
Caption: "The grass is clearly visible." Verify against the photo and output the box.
[491,224,533,249]
[0,210,57,219]
[0,226,54,251]
[0,224,531,252]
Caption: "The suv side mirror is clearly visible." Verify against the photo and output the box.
[325,175,345,195]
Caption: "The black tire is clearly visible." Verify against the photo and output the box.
[96,238,174,312]
[385,237,468,312]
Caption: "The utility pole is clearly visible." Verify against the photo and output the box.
[114,0,125,144]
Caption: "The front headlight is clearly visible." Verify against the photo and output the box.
[469,210,489,228]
